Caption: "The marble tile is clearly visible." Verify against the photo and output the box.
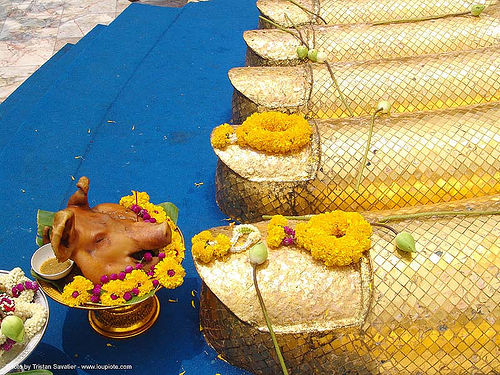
[116,0,131,14]
[53,36,79,53]
[0,11,61,41]
[62,0,116,15]
[58,12,115,38]
[0,64,39,101]
[0,38,56,66]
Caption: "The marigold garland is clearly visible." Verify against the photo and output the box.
[119,191,167,223]
[266,215,288,248]
[295,211,372,267]
[211,123,235,150]
[235,112,312,154]
[191,231,231,263]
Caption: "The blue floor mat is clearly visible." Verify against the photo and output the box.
[0,1,258,374]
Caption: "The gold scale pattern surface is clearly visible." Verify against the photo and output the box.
[256,0,498,27]
[231,47,500,123]
[216,103,500,222]
[245,7,500,66]
[198,196,500,374]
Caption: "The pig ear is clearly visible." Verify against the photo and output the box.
[67,176,89,208]
[51,209,76,262]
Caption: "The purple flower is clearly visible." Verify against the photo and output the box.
[131,288,140,296]
[152,280,159,288]
[1,338,15,351]
[90,295,100,303]
[158,252,166,260]
[149,218,157,223]
[24,281,33,290]
[123,292,132,301]
[124,265,133,273]
[32,282,39,291]
[135,263,143,270]
[100,275,109,284]
[110,294,118,300]
[110,273,118,281]
[72,291,79,298]
[16,283,24,292]
[92,285,102,295]
[144,252,153,262]
[284,226,294,235]
[118,272,126,281]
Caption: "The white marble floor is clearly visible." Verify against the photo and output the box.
[0,0,131,102]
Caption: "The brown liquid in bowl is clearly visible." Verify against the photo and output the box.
[40,258,71,274]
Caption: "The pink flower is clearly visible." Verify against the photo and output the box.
[144,252,153,262]
[135,264,143,270]
[100,275,109,284]
[72,291,79,298]
[110,273,118,281]
[118,272,126,281]
[152,280,159,288]
[90,295,100,303]
[123,292,132,301]
[158,252,165,260]
[124,265,133,273]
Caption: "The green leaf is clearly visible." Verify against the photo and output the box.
[36,210,55,244]
[30,269,66,293]
[158,202,179,225]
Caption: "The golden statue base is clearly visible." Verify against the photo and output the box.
[88,295,160,339]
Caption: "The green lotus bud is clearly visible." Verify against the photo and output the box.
[1,315,25,343]
[395,232,416,253]
[307,49,318,62]
[471,4,485,16]
[249,242,268,265]
[377,100,392,114]
[296,45,308,60]
[316,51,327,64]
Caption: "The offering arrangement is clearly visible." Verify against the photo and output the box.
[0,268,48,374]
[32,177,185,338]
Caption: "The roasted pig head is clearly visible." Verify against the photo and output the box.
[48,177,172,284]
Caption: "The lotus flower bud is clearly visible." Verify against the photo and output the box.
[307,49,318,62]
[1,315,25,343]
[249,243,268,265]
[316,51,327,64]
[471,4,485,16]
[377,100,392,114]
[296,45,308,60]
[395,232,416,253]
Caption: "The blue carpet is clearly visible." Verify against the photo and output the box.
[0,1,258,374]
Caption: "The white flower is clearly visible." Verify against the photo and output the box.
[230,224,262,253]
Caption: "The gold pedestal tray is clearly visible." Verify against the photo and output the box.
[88,295,160,339]
[246,7,500,66]
[231,47,500,122]
[195,195,500,374]
[38,275,161,339]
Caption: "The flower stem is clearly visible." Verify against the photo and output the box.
[258,16,303,44]
[284,0,328,24]
[372,11,469,25]
[378,210,500,223]
[284,13,307,46]
[371,222,399,235]
[252,265,289,375]
[325,62,355,117]
[355,108,383,192]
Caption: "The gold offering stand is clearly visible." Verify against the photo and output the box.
[37,229,183,339]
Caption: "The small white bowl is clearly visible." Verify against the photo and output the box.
[31,243,74,280]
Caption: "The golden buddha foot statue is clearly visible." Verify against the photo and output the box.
[195,195,500,374]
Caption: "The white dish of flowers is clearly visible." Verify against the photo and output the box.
[0,268,49,374]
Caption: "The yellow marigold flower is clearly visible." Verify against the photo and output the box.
[295,211,372,267]
[61,276,93,307]
[211,123,235,150]
[236,112,312,154]
[213,234,231,259]
[119,191,150,208]
[155,258,185,289]
[100,292,125,306]
[142,202,167,223]
[266,215,288,248]
[125,270,153,296]
[191,230,231,263]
